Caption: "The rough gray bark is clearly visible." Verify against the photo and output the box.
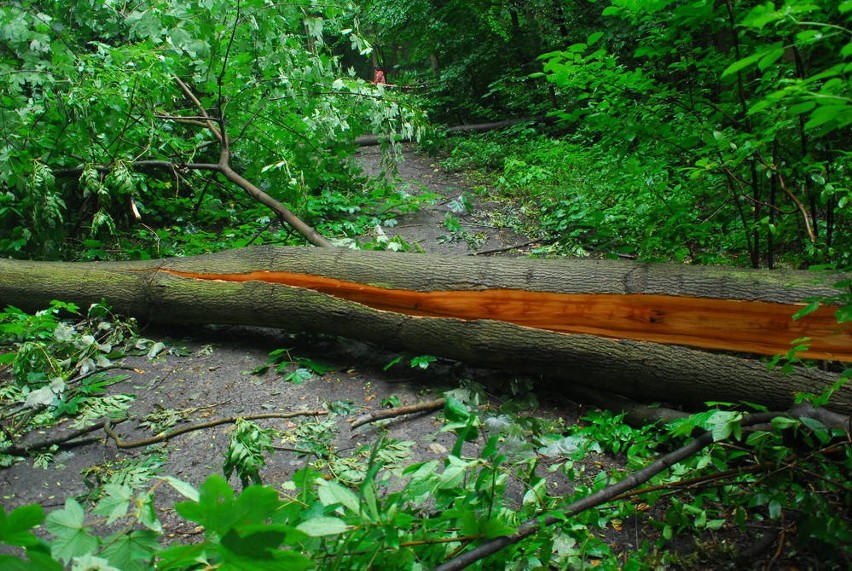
[0,246,848,413]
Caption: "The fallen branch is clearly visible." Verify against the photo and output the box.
[102,410,327,449]
[2,418,128,456]
[431,411,787,571]
[471,239,541,256]
[55,79,333,248]
[176,77,333,248]
[350,399,446,429]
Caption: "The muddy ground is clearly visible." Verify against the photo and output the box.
[1,144,582,535]
[0,145,818,567]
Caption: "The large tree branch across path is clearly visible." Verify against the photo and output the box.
[1,247,849,412]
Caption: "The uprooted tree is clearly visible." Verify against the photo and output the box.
[1,246,849,414]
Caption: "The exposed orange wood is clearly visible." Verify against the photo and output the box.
[160,269,852,361]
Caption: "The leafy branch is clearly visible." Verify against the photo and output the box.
[433,408,844,571]
[169,76,334,248]
[102,409,327,449]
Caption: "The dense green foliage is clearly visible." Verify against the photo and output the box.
[358,0,571,120]
[363,0,850,267]
[537,0,850,267]
[1,0,848,266]
[1,0,851,569]
[0,0,424,259]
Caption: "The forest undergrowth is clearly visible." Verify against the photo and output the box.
[1,0,850,568]
[1,144,850,570]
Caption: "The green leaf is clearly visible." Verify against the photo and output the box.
[220,526,289,557]
[44,499,99,563]
[770,416,799,430]
[798,416,827,432]
[383,355,403,371]
[160,476,199,501]
[409,355,437,369]
[768,499,782,519]
[0,504,45,547]
[98,531,160,571]
[442,395,470,423]
[152,543,207,571]
[806,105,850,131]
[792,300,821,320]
[175,477,282,536]
[708,410,743,441]
[295,517,349,537]
[788,101,817,116]
[0,553,59,571]
[317,480,360,513]
[295,357,336,375]
[92,484,132,524]
[283,368,313,384]
[757,46,784,71]
[68,554,119,570]
[137,492,162,533]
[721,51,765,78]
[741,2,782,29]
[480,517,516,539]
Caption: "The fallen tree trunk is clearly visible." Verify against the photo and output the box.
[354,117,555,146]
[1,247,849,413]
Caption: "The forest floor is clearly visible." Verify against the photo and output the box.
[2,143,587,528]
[0,144,806,568]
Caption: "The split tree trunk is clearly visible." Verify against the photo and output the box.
[1,247,849,413]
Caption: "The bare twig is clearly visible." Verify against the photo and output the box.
[174,76,223,144]
[350,398,446,429]
[471,240,540,256]
[217,0,241,119]
[103,410,327,449]
[3,418,128,456]
[775,171,816,243]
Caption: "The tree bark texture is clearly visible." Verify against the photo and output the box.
[1,247,848,413]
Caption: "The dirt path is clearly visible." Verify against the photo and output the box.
[357,144,533,255]
[1,145,580,536]
[2,146,821,568]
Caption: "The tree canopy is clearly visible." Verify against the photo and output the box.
[1,2,851,570]
[1,0,422,257]
[360,0,850,267]
[1,0,849,267]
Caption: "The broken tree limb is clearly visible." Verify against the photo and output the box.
[102,410,327,450]
[53,77,333,248]
[354,117,556,146]
[0,246,849,413]
[432,411,787,571]
[350,399,447,430]
[2,419,128,456]
[173,76,333,249]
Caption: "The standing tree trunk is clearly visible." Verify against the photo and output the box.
[0,247,848,413]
